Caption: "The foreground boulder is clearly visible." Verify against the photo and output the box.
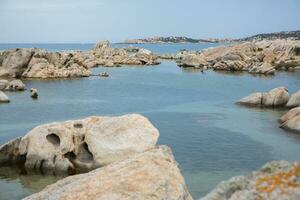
[286,91,300,108]
[238,87,289,107]
[0,114,159,173]
[201,161,300,200]
[0,91,10,103]
[176,39,300,75]
[279,107,300,133]
[24,146,192,200]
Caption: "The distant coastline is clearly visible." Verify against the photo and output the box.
[123,30,300,44]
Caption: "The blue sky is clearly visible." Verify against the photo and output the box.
[0,0,299,43]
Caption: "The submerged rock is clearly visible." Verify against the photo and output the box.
[279,107,300,133]
[0,114,159,173]
[24,146,192,200]
[238,87,290,107]
[0,91,10,103]
[201,160,300,200]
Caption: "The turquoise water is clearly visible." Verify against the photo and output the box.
[0,43,300,199]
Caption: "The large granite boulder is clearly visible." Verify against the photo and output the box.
[24,146,192,200]
[238,87,289,107]
[0,91,10,103]
[0,48,34,77]
[0,114,159,173]
[286,91,300,108]
[201,161,300,200]
[279,107,300,133]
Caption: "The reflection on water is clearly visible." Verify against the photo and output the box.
[0,166,65,200]
[0,43,300,199]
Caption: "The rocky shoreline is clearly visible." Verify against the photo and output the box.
[175,39,300,75]
[0,41,159,79]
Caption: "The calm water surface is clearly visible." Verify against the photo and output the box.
[0,43,300,200]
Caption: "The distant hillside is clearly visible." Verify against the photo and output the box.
[239,30,300,41]
[123,31,300,44]
[124,36,233,44]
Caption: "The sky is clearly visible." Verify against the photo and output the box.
[0,0,299,43]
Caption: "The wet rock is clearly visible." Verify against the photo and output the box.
[279,107,300,133]
[201,160,300,200]
[5,79,26,91]
[286,91,300,108]
[0,91,10,103]
[238,87,289,107]
[99,71,109,77]
[24,146,192,200]
[0,114,159,173]
[30,88,38,99]
[0,137,23,165]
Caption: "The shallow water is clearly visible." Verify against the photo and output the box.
[0,43,300,199]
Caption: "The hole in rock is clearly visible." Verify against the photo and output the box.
[73,123,83,128]
[77,142,94,162]
[46,134,60,146]
[64,152,76,161]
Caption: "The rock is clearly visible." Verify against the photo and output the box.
[30,88,38,99]
[201,160,300,200]
[286,91,300,108]
[262,87,290,107]
[24,146,192,200]
[0,48,34,77]
[279,107,300,124]
[177,53,208,68]
[99,71,109,77]
[279,107,300,133]
[158,54,176,59]
[0,114,159,173]
[0,137,23,165]
[238,92,263,106]
[124,46,140,53]
[0,91,10,103]
[238,87,289,107]
[22,50,91,79]
[5,79,26,91]
[249,63,276,75]
[0,79,9,90]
